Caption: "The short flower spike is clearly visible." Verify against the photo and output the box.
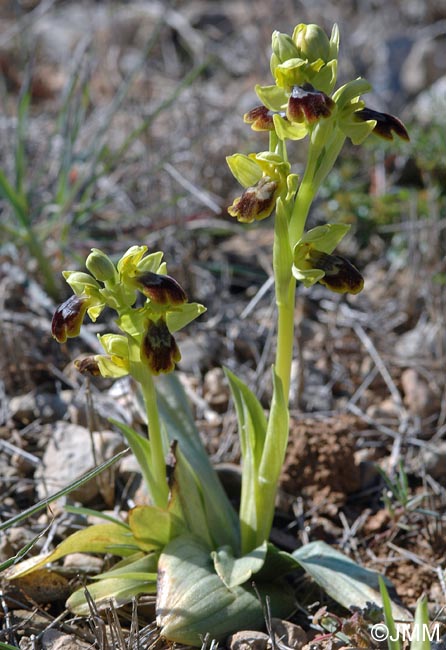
[51,295,91,343]
[141,318,181,375]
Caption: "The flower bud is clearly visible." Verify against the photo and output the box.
[86,248,117,282]
[51,294,90,343]
[141,318,181,375]
[62,271,101,296]
[293,23,331,63]
[271,31,300,64]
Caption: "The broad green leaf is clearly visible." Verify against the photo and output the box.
[128,505,185,551]
[212,542,267,589]
[379,576,401,650]
[256,543,300,581]
[156,373,240,551]
[92,552,158,580]
[157,535,295,646]
[168,446,214,549]
[67,575,157,616]
[294,541,411,621]
[5,524,139,580]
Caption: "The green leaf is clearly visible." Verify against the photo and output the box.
[224,368,267,552]
[5,523,139,580]
[156,373,240,551]
[293,541,411,621]
[110,420,157,503]
[379,576,401,650]
[212,542,267,589]
[157,535,295,646]
[128,504,185,552]
[67,575,157,616]
[168,445,214,549]
[256,369,288,546]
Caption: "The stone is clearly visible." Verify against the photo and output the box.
[35,422,125,504]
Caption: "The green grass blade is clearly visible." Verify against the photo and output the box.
[411,595,431,650]
[379,575,402,650]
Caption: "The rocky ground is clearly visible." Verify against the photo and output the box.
[1,0,446,648]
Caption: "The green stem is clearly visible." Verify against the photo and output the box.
[274,277,296,401]
[140,373,169,509]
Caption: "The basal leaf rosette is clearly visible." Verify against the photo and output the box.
[292,224,364,294]
[226,152,290,222]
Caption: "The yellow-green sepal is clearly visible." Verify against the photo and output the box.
[254,84,287,111]
[226,154,262,188]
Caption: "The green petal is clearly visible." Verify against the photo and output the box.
[333,78,372,108]
[329,24,340,60]
[135,251,164,274]
[117,245,148,275]
[311,59,338,94]
[226,154,262,188]
[254,84,288,111]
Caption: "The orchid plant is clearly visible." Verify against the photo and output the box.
[5,23,410,646]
